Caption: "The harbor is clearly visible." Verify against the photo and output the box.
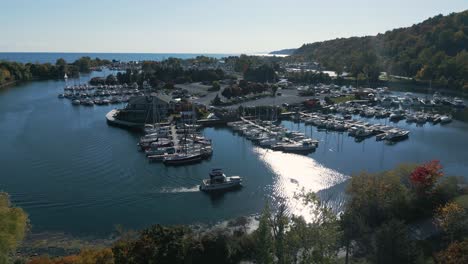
[59,84,146,106]
[228,118,318,152]
[1,67,467,237]
[139,123,213,165]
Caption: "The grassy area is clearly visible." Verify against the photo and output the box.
[331,95,356,104]
[454,194,468,209]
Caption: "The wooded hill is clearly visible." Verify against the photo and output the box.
[293,10,468,90]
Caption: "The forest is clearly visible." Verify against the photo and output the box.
[293,10,468,90]
[0,57,111,86]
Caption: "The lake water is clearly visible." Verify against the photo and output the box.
[0,55,467,238]
[0,52,236,64]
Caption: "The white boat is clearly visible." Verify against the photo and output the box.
[385,129,409,142]
[280,140,317,152]
[71,99,81,105]
[440,115,452,124]
[452,98,466,108]
[200,169,242,192]
[258,138,279,148]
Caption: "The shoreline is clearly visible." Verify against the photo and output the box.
[17,215,259,258]
[0,80,18,89]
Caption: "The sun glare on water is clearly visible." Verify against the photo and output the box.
[254,147,349,220]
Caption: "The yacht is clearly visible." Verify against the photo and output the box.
[452,98,466,108]
[385,130,409,142]
[258,138,279,148]
[278,140,317,153]
[200,169,242,192]
[163,153,202,165]
[440,115,452,124]
[389,110,405,121]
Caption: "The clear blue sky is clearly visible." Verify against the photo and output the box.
[1,0,466,53]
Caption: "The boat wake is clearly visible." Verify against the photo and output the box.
[158,186,200,193]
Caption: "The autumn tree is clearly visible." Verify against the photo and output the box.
[435,202,468,243]
[0,192,28,264]
[410,160,444,194]
[436,239,468,264]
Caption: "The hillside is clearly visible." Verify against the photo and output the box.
[293,10,468,90]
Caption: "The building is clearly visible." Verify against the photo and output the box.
[109,93,175,127]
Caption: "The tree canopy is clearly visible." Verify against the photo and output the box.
[293,10,468,90]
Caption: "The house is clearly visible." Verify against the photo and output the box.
[114,93,175,125]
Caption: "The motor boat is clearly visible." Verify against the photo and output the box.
[200,169,242,192]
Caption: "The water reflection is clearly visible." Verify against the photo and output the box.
[253,147,348,221]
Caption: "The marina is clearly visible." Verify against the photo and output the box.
[0,66,467,238]
[58,84,146,106]
[228,118,318,153]
[139,123,213,165]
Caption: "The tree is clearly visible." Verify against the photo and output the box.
[211,94,222,106]
[269,202,288,264]
[254,203,274,264]
[0,192,28,264]
[293,192,341,263]
[373,220,423,264]
[436,239,468,264]
[209,80,221,91]
[105,74,118,85]
[410,160,443,194]
[435,202,468,243]
[271,85,279,96]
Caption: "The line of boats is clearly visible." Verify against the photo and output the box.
[375,91,466,109]
[324,103,453,125]
[228,119,318,153]
[58,84,145,106]
[299,112,410,142]
[138,123,213,165]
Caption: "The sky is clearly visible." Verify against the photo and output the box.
[1,0,467,54]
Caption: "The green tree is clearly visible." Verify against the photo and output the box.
[254,203,274,264]
[373,220,423,264]
[0,192,28,264]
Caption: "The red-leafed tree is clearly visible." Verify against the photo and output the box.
[410,160,443,193]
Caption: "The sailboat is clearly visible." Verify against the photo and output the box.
[163,105,204,166]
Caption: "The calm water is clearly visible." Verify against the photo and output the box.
[1,71,468,238]
[0,52,236,64]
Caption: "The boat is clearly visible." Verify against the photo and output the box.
[452,98,466,108]
[258,138,279,148]
[440,115,452,124]
[279,140,317,153]
[199,169,242,192]
[163,153,202,165]
[353,127,374,139]
[148,154,171,162]
[145,147,176,156]
[71,99,81,105]
[385,129,409,142]
[389,110,405,121]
